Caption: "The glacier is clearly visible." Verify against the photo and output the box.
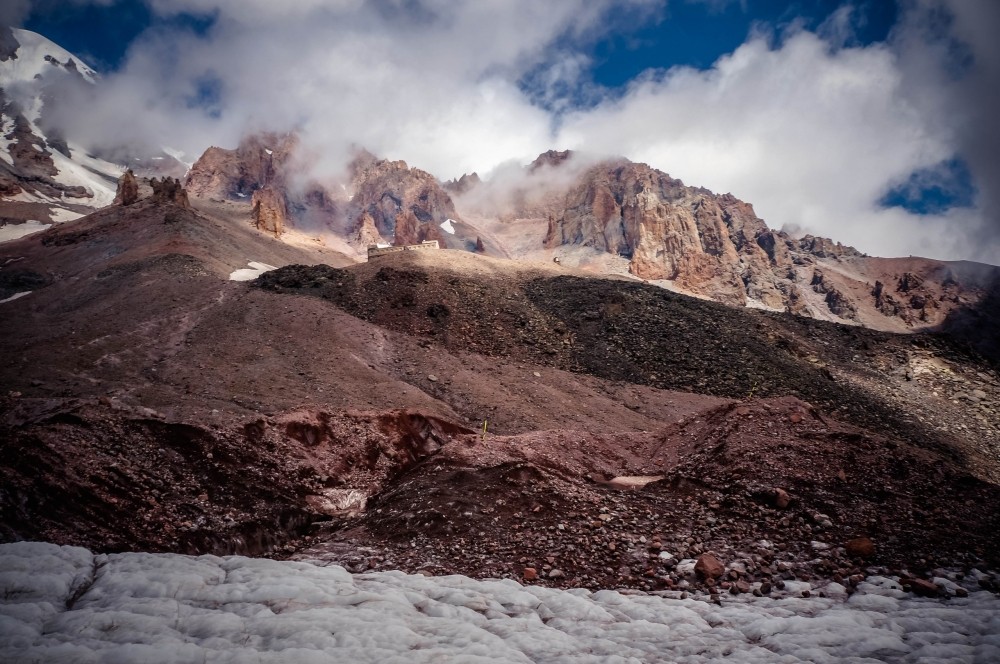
[2,542,998,663]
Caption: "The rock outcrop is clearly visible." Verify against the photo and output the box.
[150,177,191,208]
[798,235,862,259]
[185,133,297,201]
[107,173,190,209]
[184,137,465,247]
[347,154,457,248]
[251,186,288,237]
[353,211,387,248]
[443,172,481,195]
[530,149,573,171]
[113,170,139,206]
[0,102,91,201]
[811,269,857,319]
[544,161,785,307]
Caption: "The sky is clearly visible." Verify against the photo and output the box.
[3,0,998,262]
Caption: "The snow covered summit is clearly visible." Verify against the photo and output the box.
[0,26,119,227]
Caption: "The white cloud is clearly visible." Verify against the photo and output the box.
[0,0,32,26]
[556,23,994,261]
[55,0,661,181]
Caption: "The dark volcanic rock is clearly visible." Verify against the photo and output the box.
[846,537,875,559]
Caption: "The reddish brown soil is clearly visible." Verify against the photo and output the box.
[1,198,999,597]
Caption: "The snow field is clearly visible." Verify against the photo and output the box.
[0,220,51,243]
[0,30,97,89]
[1,543,998,663]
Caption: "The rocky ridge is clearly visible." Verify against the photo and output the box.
[450,151,996,330]
[178,135,997,331]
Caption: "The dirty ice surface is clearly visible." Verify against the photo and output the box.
[2,543,998,663]
[229,261,277,281]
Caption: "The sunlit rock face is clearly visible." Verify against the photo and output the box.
[545,160,787,307]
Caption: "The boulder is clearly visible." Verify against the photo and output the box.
[694,553,725,580]
[845,537,875,559]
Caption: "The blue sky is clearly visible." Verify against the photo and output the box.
[7,0,998,261]
[28,1,897,81]
[590,1,897,86]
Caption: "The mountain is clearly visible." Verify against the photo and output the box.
[180,136,998,334]
[1,30,999,620]
[185,138,485,254]
[1,176,998,587]
[0,26,186,240]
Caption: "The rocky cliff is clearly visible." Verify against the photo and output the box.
[185,139,461,250]
[347,153,457,248]
[450,150,995,329]
[185,133,297,201]
[180,137,996,332]
[542,160,788,307]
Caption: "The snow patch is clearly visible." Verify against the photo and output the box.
[7,191,51,205]
[229,261,278,281]
[0,291,31,304]
[48,208,83,223]
[0,220,51,242]
[2,543,998,664]
[441,218,456,234]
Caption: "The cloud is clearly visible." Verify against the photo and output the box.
[35,0,1000,263]
[553,10,999,262]
[892,0,1000,260]
[0,0,33,25]
[54,1,660,180]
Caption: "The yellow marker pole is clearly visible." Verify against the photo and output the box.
[481,419,488,443]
